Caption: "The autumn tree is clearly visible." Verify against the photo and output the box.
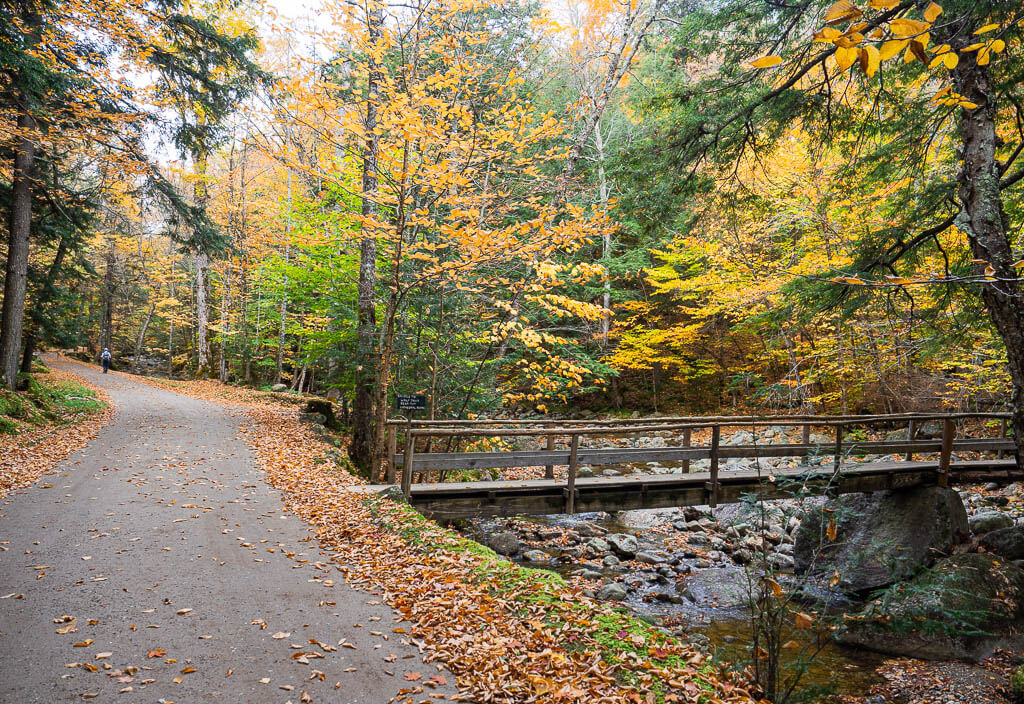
[619,1,1024,451]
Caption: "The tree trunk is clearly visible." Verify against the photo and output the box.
[350,1,383,475]
[0,106,36,389]
[220,265,231,383]
[953,56,1024,466]
[167,245,176,378]
[192,150,211,377]
[21,229,70,375]
[276,168,292,385]
[194,250,211,375]
[595,120,612,344]
[101,236,115,352]
[133,303,155,374]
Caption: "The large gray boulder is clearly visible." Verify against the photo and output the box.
[486,531,520,556]
[683,569,751,608]
[837,553,1024,660]
[605,533,639,558]
[981,526,1024,560]
[714,501,787,530]
[618,508,682,529]
[969,510,1014,535]
[596,582,627,601]
[794,486,968,593]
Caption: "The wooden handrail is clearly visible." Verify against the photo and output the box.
[395,411,1014,499]
[387,411,1011,428]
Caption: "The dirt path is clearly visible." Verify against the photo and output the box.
[0,359,455,703]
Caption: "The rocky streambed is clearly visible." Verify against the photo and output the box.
[459,480,1024,700]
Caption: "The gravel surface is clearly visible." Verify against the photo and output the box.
[0,359,456,703]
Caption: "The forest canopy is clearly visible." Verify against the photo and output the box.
[1,0,1022,474]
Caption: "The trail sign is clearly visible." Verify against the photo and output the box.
[396,394,427,411]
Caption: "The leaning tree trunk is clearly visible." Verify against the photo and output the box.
[133,302,155,374]
[953,56,1024,466]
[350,0,383,476]
[0,106,36,390]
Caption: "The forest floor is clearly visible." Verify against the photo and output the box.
[0,358,752,704]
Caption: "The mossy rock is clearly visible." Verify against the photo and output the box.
[838,553,1024,661]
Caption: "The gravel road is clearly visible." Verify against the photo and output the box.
[0,359,456,703]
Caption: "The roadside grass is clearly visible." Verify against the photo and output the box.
[0,367,105,435]
[361,493,723,703]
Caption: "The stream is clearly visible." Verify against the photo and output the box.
[462,510,891,701]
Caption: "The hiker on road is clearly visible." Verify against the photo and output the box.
[101,348,111,373]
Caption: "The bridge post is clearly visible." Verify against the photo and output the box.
[682,428,691,473]
[708,425,720,508]
[833,423,843,474]
[939,418,954,488]
[802,423,810,445]
[999,418,1008,459]
[545,432,555,480]
[401,422,415,499]
[565,434,580,514]
[386,424,398,484]
[905,420,916,462]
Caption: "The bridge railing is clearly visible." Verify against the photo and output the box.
[386,413,1016,506]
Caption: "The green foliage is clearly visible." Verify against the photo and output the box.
[1012,664,1024,703]
[0,374,104,433]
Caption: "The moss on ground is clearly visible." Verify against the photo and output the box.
[359,492,720,702]
[0,371,104,435]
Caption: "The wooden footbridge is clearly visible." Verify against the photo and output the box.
[380,413,1021,520]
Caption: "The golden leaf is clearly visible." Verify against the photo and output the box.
[750,55,784,69]
[824,0,862,25]
[923,2,942,22]
[974,23,1000,35]
[835,46,859,70]
[890,18,929,38]
[879,39,907,61]
[859,45,880,76]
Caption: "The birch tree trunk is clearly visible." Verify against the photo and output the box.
[194,250,210,375]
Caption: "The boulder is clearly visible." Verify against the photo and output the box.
[725,430,754,446]
[618,508,682,529]
[969,510,1014,535]
[683,569,751,609]
[486,531,520,556]
[271,383,288,392]
[522,550,549,564]
[574,522,607,538]
[585,537,610,554]
[981,526,1024,560]
[714,501,786,530]
[794,486,968,593]
[304,399,336,427]
[683,506,712,522]
[837,553,1024,661]
[605,533,639,558]
[596,582,627,601]
[635,551,666,565]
